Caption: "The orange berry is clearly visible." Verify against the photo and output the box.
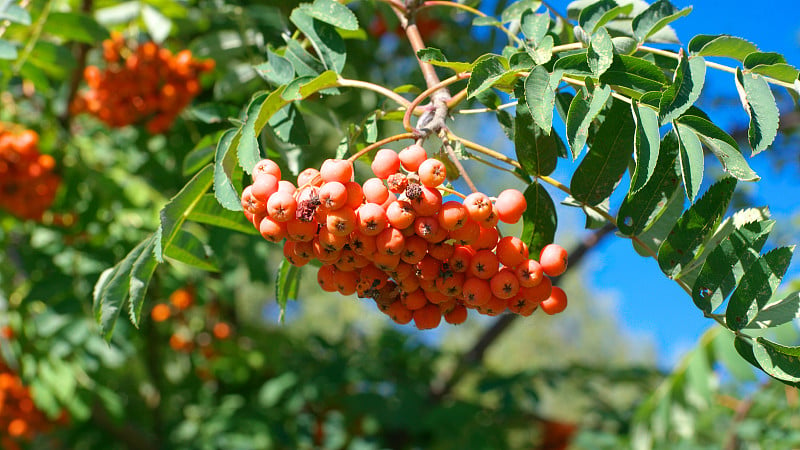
[520,276,552,303]
[409,186,442,216]
[400,235,428,265]
[473,226,499,250]
[387,300,413,324]
[386,200,416,229]
[540,244,568,277]
[284,241,310,267]
[286,218,317,242]
[151,303,171,322]
[481,295,507,316]
[213,322,231,339]
[494,188,526,224]
[496,236,529,267]
[448,219,480,245]
[418,158,447,187]
[490,267,520,299]
[428,241,454,261]
[401,290,428,310]
[463,192,493,222]
[462,277,491,307]
[318,181,348,211]
[515,259,544,287]
[326,207,357,236]
[252,159,281,180]
[413,303,442,329]
[344,181,364,209]
[449,245,474,272]
[7,419,28,437]
[362,177,389,204]
[371,149,401,179]
[372,251,401,271]
[398,144,427,171]
[335,270,359,295]
[438,201,468,231]
[251,173,280,203]
[349,231,377,256]
[169,288,193,310]
[444,304,468,325]
[297,167,322,187]
[375,227,405,256]
[320,159,354,183]
[357,203,388,236]
[540,286,568,315]
[317,265,338,292]
[260,216,288,242]
[413,216,440,239]
[468,250,499,280]
[267,190,297,222]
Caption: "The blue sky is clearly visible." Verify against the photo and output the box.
[472,1,800,366]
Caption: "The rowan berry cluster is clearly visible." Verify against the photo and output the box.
[0,126,60,221]
[241,144,570,329]
[73,32,215,134]
[151,287,232,355]
[0,362,67,449]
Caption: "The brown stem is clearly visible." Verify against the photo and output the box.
[346,132,417,162]
[429,222,616,401]
[439,129,478,193]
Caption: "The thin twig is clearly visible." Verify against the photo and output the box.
[346,132,417,163]
[337,77,414,109]
[458,100,518,115]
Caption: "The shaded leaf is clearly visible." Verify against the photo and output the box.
[515,87,564,177]
[524,65,556,134]
[285,39,325,77]
[566,84,611,159]
[579,0,633,35]
[676,115,759,181]
[188,194,258,235]
[239,92,269,174]
[154,165,215,262]
[164,228,220,272]
[587,27,613,76]
[521,183,557,257]
[417,47,472,73]
[688,34,759,62]
[747,291,800,330]
[269,104,309,145]
[521,10,550,46]
[736,68,779,155]
[659,55,706,124]
[46,12,109,43]
[618,132,680,236]
[632,1,692,43]
[657,177,736,278]
[214,128,243,211]
[126,235,158,328]
[752,338,800,383]
[255,50,294,86]
[0,4,30,25]
[309,0,359,31]
[691,219,774,314]
[290,6,346,73]
[275,260,301,322]
[674,122,704,201]
[726,246,794,330]
[630,102,661,193]
[570,99,635,206]
[467,55,509,98]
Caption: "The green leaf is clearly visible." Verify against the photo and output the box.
[282,70,339,100]
[630,102,661,193]
[600,55,668,96]
[752,337,800,383]
[748,64,800,84]
[127,235,158,328]
[527,35,554,65]
[184,134,220,176]
[417,47,472,73]
[726,246,794,330]
[632,1,692,43]
[188,194,258,235]
[501,0,538,23]
[0,39,17,60]
[734,336,763,371]
[46,12,109,43]
[554,52,592,77]
[94,236,157,340]
[187,103,239,125]
[238,92,269,174]
[676,115,759,181]
[566,84,611,159]
[578,0,633,35]
[587,27,613,76]
[28,41,76,79]
[285,39,325,77]
[515,87,564,177]
[659,55,706,124]
[164,228,220,272]
[255,50,295,86]
[142,5,172,43]
[611,37,638,55]
[214,128,243,211]
[467,55,508,99]
[691,219,774,314]
[674,122,704,201]
[657,177,736,278]
[521,182,557,257]
[688,34,759,62]
[0,4,30,25]
[736,68,779,155]
[524,65,556,134]
[618,132,681,236]
[290,6,346,73]
[269,104,309,145]
[570,99,635,206]
[309,0,359,31]
[521,10,550,46]
[747,291,800,330]
[743,52,787,69]
[275,260,301,322]
[154,165,215,262]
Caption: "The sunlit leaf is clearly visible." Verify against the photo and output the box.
[632,1,692,43]
[676,115,759,181]
[736,67,779,155]
[587,27,613,76]
[566,84,611,159]
[659,54,706,124]
[688,34,759,62]
[578,0,633,35]
[523,65,556,134]
[726,246,794,330]
[630,102,661,193]
[674,122,704,201]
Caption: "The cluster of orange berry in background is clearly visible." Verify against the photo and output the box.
[0,330,67,449]
[240,144,570,330]
[72,32,215,134]
[151,287,233,358]
[0,126,60,221]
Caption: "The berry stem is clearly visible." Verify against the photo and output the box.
[346,132,417,163]
[456,100,519,115]
[467,153,528,182]
[562,75,633,105]
[446,131,522,170]
[439,129,478,193]
[438,185,466,199]
[337,77,416,109]
[402,73,469,133]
